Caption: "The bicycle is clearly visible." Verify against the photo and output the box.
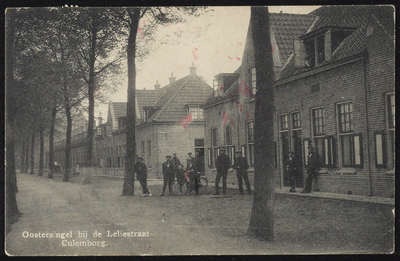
[172,172,208,195]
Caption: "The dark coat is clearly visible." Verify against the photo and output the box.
[134,162,148,179]
[307,153,320,172]
[172,157,180,171]
[217,154,231,173]
[162,160,175,175]
[233,156,249,174]
[176,168,186,180]
[284,157,299,173]
[195,156,205,173]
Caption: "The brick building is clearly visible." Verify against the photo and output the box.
[276,6,394,197]
[202,6,394,198]
[202,12,316,187]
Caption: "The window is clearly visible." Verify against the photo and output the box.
[96,126,102,136]
[213,78,223,97]
[141,141,145,157]
[292,112,301,129]
[340,134,362,167]
[324,136,337,167]
[213,148,219,169]
[280,114,289,130]
[241,145,246,160]
[211,128,218,147]
[189,107,204,120]
[247,121,254,166]
[338,103,353,132]
[195,139,204,147]
[312,107,324,136]
[386,93,395,169]
[225,125,232,146]
[274,142,277,168]
[250,67,256,96]
[226,146,235,166]
[118,117,127,130]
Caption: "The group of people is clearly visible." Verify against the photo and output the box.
[135,144,320,198]
[284,146,320,193]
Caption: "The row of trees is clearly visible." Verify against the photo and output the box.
[6,6,275,241]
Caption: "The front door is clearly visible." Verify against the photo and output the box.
[281,132,290,186]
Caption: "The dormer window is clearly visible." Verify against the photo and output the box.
[295,27,354,68]
[213,78,223,97]
[188,106,204,120]
[118,117,127,130]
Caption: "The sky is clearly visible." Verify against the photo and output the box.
[96,6,320,120]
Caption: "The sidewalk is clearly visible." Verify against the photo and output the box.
[95,174,395,206]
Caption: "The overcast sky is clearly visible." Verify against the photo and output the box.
[97,6,319,119]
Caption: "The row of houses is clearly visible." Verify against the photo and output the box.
[54,6,395,198]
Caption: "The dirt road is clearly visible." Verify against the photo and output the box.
[6,173,394,256]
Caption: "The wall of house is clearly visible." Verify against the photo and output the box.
[363,12,395,197]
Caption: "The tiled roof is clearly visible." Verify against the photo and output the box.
[112,102,127,119]
[149,75,213,122]
[136,89,164,119]
[270,13,316,66]
[279,6,393,80]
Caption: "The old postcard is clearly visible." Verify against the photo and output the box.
[5,5,395,256]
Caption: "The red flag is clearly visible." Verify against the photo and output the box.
[179,114,192,129]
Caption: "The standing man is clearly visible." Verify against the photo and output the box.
[233,151,251,195]
[172,153,180,178]
[187,152,195,165]
[302,146,319,193]
[135,157,152,197]
[161,155,175,196]
[195,151,204,176]
[187,157,199,196]
[214,148,231,195]
[284,151,299,192]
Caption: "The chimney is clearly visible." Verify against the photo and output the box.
[154,80,161,90]
[97,116,103,126]
[169,73,176,84]
[189,62,197,76]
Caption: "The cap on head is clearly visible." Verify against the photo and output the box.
[307,146,314,149]
[188,152,192,154]
[166,155,172,158]
[173,153,177,156]
[137,157,143,160]
[236,151,242,155]
[288,151,294,155]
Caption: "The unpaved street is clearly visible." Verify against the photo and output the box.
[6,173,394,256]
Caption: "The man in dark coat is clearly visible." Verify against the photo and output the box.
[214,148,231,195]
[135,157,151,197]
[302,146,320,193]
[233,151,251,195]
[187,158,199,195]
[172,153,180,174]
[195,151,205,175]
[284,151,299,192]
[161,155,175,196]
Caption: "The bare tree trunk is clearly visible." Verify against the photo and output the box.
[24,138,30,174]
[30,132,35,174]
[20,140,26,172]
[6,8,20,223]
[85,9,98,169]
[38,126,44,176]
[63,104,72,182]
[48,104,57,178]
[122,8,140,196]
[247,6,275,241]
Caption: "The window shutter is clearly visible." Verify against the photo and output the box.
[294,39,306,68]
[324,30,332,61]
[332,137,338,167]
[304,139,310,166]
[354,134,363,167]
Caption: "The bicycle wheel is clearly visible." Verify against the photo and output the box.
[172,179,188,196]
[198,177,208,194]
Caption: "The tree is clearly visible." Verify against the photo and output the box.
[120,7,206,196]
[247,6,275,241]
[5,8,21,224]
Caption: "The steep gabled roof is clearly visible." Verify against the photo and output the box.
[278,6,392,80]
[149,74,213,122]
[112,102,127,119]
[136,89,164,119]
[270,13,316,66]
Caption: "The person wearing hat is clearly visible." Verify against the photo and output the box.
[172,153,181,173]
[233,151,251,195]
[214,148,231,195]
[186,157,199,195]
[161,155,175,196]
[135,157,152,197]
[187,152,195,166]
[302,146,320,193]
[284,151,299,192]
